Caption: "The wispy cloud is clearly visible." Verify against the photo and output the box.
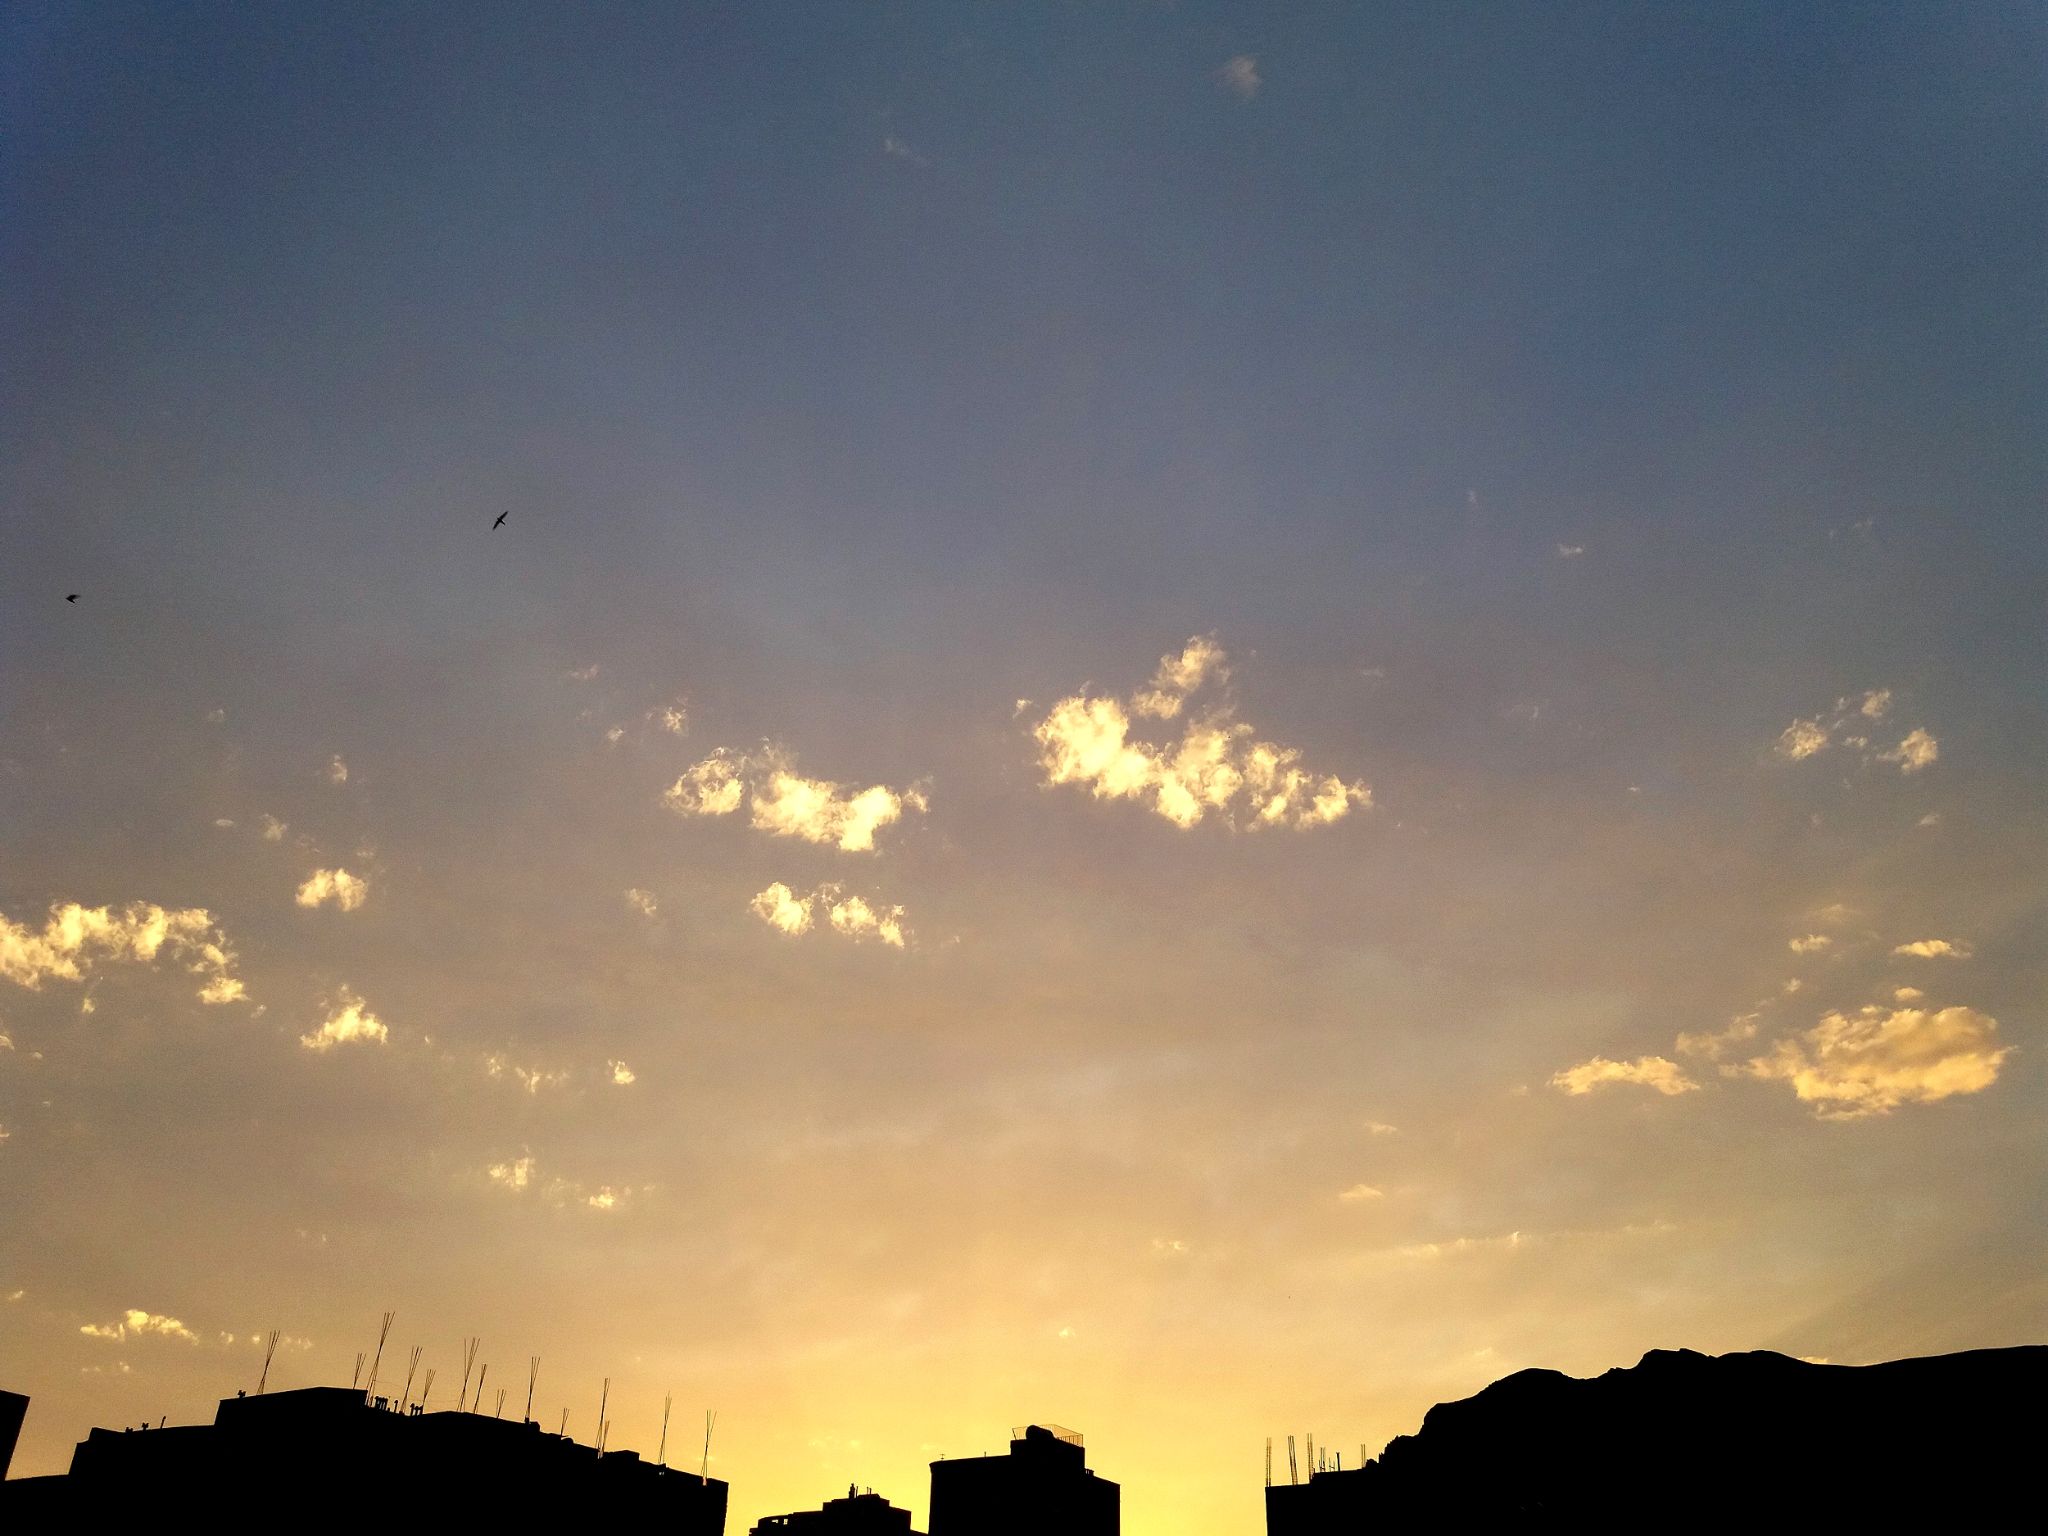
[881,134,930,168]
[1772,690,1936,773]
[0,901,246,1005]
[300,987,388,1052]
[325,754,349,785]
[1675,1013,1760,1061]
[1337,1183,1384,1202]
[1743,1005,2009,1118]
[484,1054,566,1094]
[1029,635,1369,830]
[624,888,658,918]
[1555,543,1585,559]
[1550,1055,1698,1097]
[1215,54,1261,100]
[1787,934,1831,954]
[665,745,929,852]
[295,868,369,912]
[1892,938,1972,959]
[607,1059,636,1086]
[81,1309,196,1343]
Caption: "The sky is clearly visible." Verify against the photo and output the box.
[1,2,2043,1529]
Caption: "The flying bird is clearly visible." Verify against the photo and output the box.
[492,511,508,529]
[66,593,79,603]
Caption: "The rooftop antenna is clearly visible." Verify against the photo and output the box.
[598,1420,610,1455]
[700,1409,717,1485]
[1306,1433,1314,1477]
[420,1367,436,1413]
[526,1357,540,1423]
[1265,1436,1272,1489]
[400,1346,422,1412]
[363,1311,395,1403]
[458,1337,481,1411]
[494,1388,506,1419]
[352,1351,365,1390]
[558,1407,569,1439]
[1287,1434,1298,1486]
[596,1379,609,1456]
[258,1329,281,1395]
[471,1363,487,1416]
[658,1394,672,1467]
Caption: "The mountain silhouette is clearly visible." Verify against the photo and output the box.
[1268,1345,2044,1528]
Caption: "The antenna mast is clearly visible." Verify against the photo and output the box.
[1265,1436,1272,1489]
[420,1367,436,1413]
[400,1346,423,1412]
[1287,1434,1298,1485]
[494,1388,506,1419]
[258,1329,281,1395]
[700,1409,717,1485]
[471,1363,487,1416]
[458,1337,481,1411]
[363,1311,395,1403]
[596,1378,609,1457]
[526,1357,540,1423]
[658,1393,672,1467]
[352,1351,365,1390]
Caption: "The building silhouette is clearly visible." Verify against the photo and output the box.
[928,1423,1118,1535]
[0,1384,729,1527]
[750,1485,923,1534]
[0,1389,27,1483]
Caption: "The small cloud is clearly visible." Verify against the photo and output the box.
[567,664,600,682]
[205,708,227,725]
[484,1054,567,1094]
[325,755,349,785]
[260,815,287,842]
[624,888,658,919]
[1783,977,1805,994]
[1743,1005,2009,1118]
[1131,634,1229,720]
[1151,1238,1190,1255]
[1550,1056,1698,1097]
[749,882,814,937]
[751,883,909,947]
[1892,938,1972,959]
[1917,812,1942,828]
[665,746,928,852]
[1215,54,1261,100]
[608,1059,636,1086]
[585,1186,628,1212]
[1893,986,1924,1003]
[1880,728,1938,774]
[1363,1120,1399,1137]
[487,1155,535,1192]
[213,818,235,829]
[1788,934,1832,954]
[1775,719,1830,761]
[1859,689,1892,720]
[300,987,388,1052]
[81,1309,197,1343]
[604,726,625,746]
[827,893,907,948]
[6,1288,22,1302]
[655,701,688,736]
[295,868,369,912]
[1555,544,1585,559]
[1337,1183,1384,1202]
[1676,1014,1760,1061]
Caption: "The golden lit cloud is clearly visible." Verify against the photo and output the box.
[1881,728,1939,773]
[1743,1005,2010,1118]
[80,1309,197,1343]
[624,887,658,918]
[750,883,909,947]
[1030,636,1369,831]
[300,987,388,1051]
[325,754,349,784]
[0,901,246,1005]
[1892,938,1972,959]
[1675,1014,1760,1060]
[1775,719,1829,760]
[607,1059,636,1085]
[1550,1055,1698,1096]
[1788,934,1831,954]
[1893,986,1924,1003]
[1772,691,1936,774]
[1337,1183,1384,1202]
[665,745,926,851]
[260,814,287,842]
[484,1053,566,1093]
[487,1155,534,1191]
[294,867,369,912]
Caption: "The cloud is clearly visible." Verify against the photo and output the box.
[751,883,909,947]
[81,1309,196,1343]
[0,901,246,1005]
[585,1186,629,1211]
[665,745,928,852]
[1880,728,1939,774]
[1337,1183,1384,1202]
[1893,938,1972,959]
[1363,1120,1399,1136]
[484,1054,566,1094]
[1788,934,1832,954]
[608,1059,636,1086]
[1556,544,1585,559]
[1550,1056,1698,1096]
[487,1155,535,1191]
[295,868,369,912]
[300,988,388,1052]
[655,701,688,735]
[624,888,658,918]
[1893,987,1924,1003]
[566,664,600,682]
[1030,636,1369,831]
[1675,1014,1760,1060]
[881,135,930,167]
[205,707,226,724]
[749,882,814,937]
[1772,692,1936,773]
[604,725,625,746]
[260,815,287,842]
[1775,719,1830,761]
[1743,1005,2010,1118]
[325,755,349,785]
[1216,54,1261,99]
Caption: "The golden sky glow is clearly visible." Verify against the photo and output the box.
[1,6,2043,1532]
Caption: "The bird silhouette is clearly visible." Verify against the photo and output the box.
[66,594,79,603]
[492,511,508,529]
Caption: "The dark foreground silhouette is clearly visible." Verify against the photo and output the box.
[0,1385,727,1526]
[1268,1345,2044,1529]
